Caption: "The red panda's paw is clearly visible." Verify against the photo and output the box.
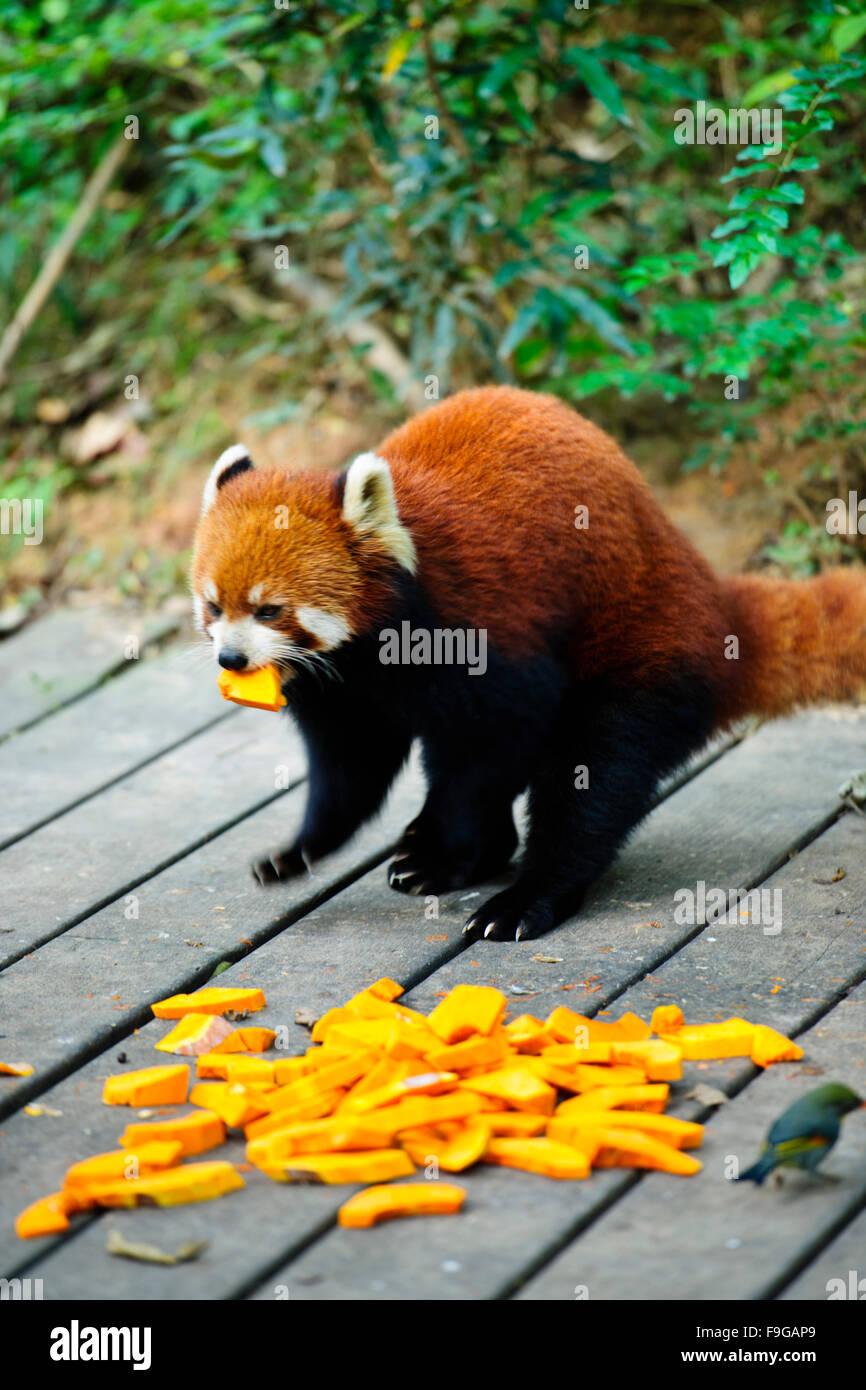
[387,850,461,897]
[251,845,308,886]
[387,833,516,899]
[462,885,559,943]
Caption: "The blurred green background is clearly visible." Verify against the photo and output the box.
[1,0,865,623]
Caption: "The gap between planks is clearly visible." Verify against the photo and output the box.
[5,711,865,1297]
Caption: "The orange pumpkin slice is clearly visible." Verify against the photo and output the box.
[504,1015,554,1054]
[609,1039,683,1081]
[361,1090,484,1139]
[575,1124,703,1175]
[63,1142,184,1209]
[483,1137,591,1179]
[428,985,507,1043]
[247,1118,390,1166]
[86,1160,244,1208]
[651,1005,685,1034]
[15,1192,70,1239]
[367,977,404,1001]
[209,1026,277,1054]
[655,1019,755,1060]
[750,1025,804,1068]
[555,1084,670,1116]
[485,1112,548,1138]
[460,1066,556,1115]
[0,1060,35,1077]
[102,1064,189,1107]
[151,987,266,1019]
[400,1118,490,1171]
[549,1112,703,1151]
[195,1055,275,1084]
[119,1111,226,1157]
[259,1050,377,1112]
[244,1090,345,1140]
[343,1071,459,1114]
[338,1182,466,1227]
[155,1012,234,1056]
[190,1081,269,1129]
[546,1007,650,1045]
[258,1149,415,1185]
[425,1033,511,1072]
[217,665,286,712]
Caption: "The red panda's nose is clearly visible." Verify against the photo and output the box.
[218,647,248,671]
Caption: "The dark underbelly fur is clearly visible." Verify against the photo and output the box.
[252,582,718,941]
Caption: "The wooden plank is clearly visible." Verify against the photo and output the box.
[0,607,178,740]
[0,710,306,969]
[5,710,864,1299]
[0,645,231,850]
[778,1207,866,1300]
[247,812,866,1302]
[0,709,833,1116]
[517,979,866,1302]
[0,764,426,1121]
[0,804,487,1289]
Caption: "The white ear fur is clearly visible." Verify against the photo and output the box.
[342,452,416,573]
[201,444,254,515]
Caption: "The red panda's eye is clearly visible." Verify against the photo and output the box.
[206,600,222,619]
[255,604,281,621]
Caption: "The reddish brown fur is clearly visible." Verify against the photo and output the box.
[193,385,866,723]
[192,468,398,643]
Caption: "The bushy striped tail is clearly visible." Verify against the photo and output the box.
[725,569,866,721]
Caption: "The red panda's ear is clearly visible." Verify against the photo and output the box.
[201,444,254,515]
[342,453,416,573]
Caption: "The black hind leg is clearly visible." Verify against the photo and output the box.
[464,678,716,941]
[387,769,519,896]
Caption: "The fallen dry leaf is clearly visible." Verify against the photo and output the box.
[685,1084,728,1108]
[106,1229,208,1265]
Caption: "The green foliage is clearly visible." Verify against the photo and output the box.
[2,0,866,574]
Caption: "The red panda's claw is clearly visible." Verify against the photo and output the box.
[251,846,307,885]
[464,889,556,942]
[387,857,428,896]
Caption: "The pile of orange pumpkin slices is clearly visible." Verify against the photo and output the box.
[15,981,804,1237]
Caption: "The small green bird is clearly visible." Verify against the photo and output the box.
[737,1082,863,1184]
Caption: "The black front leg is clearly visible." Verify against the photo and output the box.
[253,691,412,885]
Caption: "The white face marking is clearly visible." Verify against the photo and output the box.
[209,615,287,671]
[203,579,219,604]
[192,593,206,634]
[248,583,265,606]
[296,606,351,652]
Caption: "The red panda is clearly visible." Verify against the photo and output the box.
[191,386,866,941]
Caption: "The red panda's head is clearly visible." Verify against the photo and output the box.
[190,446,416,676]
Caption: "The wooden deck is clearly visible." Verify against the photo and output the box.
[2,607,865,1302]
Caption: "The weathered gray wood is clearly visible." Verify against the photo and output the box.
[7,711,865,1300]
[248,813,866,1302]
[0,608,178,739]
[778,1207,866,1300]
[0,819,493,1288]
[0,645,230,849]
[0,763,426,1121]
[1,708,843,1117]
[517,980,866,1301]
[0,709,307,968]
